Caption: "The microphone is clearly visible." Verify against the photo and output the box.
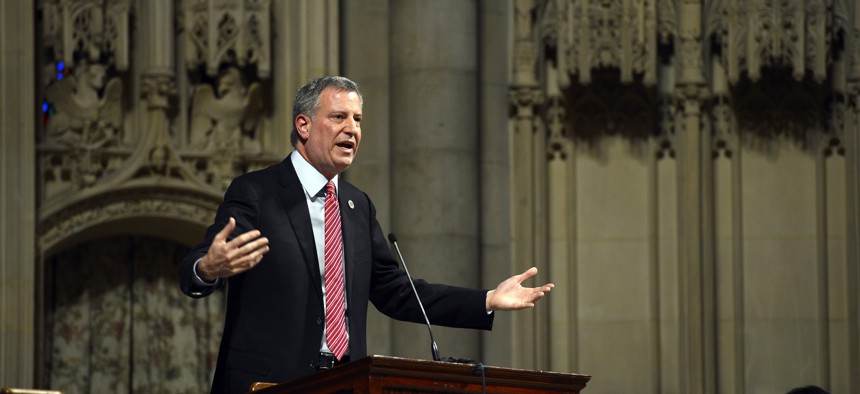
[387,233,488,393]
[387,233,441,362]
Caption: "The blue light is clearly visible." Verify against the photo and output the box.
[42,103,49,113]
[57,61,64,71]
[57,73,63,80]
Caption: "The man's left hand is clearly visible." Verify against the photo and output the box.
[486,267,554,311]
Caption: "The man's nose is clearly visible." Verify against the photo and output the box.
[345,118,359,133]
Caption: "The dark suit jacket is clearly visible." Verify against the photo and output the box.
[179,157,494,394]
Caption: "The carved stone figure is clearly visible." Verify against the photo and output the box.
[44,62,123,147]
[190,67,264,153]
[43,62,124,188]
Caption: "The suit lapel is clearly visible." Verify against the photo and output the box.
[278,158,323,303]
[338,184,356,304]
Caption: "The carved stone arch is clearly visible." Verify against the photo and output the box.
[38,188,220,258]
[37,187,225,391]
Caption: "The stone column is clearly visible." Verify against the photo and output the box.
[507,84,543,369]
[676,1,711,392]
[479,0,514,367]
[546,96,574,372]
[508,0,545,370]
[274,0,339,154]
[141,0,173,76]
[389,0,481,360]
[134,1,178,180]
[676,89,708,393]
[0,0,36,387]
[340,0,393,357]
[847,85,860,394]
[846,8,860,392]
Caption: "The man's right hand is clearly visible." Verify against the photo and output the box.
[197,217,270,281]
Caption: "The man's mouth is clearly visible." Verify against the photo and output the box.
[336,141,355,150]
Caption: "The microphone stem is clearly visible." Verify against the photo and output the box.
[391,240,441,362]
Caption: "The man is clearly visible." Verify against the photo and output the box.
[179,76,553,393]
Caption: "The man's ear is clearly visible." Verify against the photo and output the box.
[295,114,311,140]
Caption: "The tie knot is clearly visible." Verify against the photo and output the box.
[326,181,336,197]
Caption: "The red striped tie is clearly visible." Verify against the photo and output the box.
[324,181,348,360]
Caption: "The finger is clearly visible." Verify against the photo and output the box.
[233,245,270,270]
[519,288,546,304]
[213,217,236,243]
[516,267,539,283]
[234,236,269,256]
[239,243,270,266]
[227,229,264,249]
[233,242,270,264]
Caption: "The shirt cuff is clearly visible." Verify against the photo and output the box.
[193,258,220,287]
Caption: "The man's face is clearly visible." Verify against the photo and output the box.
[295,87,362,179]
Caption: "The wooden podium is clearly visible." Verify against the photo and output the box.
[249,355,590,393]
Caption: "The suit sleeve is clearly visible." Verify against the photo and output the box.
[365,196,494,331]
[179,175,261,298]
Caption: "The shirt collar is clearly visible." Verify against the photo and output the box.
[290,150,339,198]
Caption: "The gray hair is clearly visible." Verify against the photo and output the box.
[291,76,363,147]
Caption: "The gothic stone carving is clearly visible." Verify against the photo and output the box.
[538,0,674,87]
[41,0,131,71]
[190,67,264,153]
[731,70,828,153]
[139,74,185,180]
[522,0,849,157]
[707,0,848,83]
[33,0,285,295]
[180,1,275,190]
[38,193,219,256]
[565,72,658,144]
[711,98,736,159]
[547,96,568,160]
[513,0,540,86]
[43,62,124,189]
[40,0,131,197]
[183,0,272,78]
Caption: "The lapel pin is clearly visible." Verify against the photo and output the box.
[348,200,355,209]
